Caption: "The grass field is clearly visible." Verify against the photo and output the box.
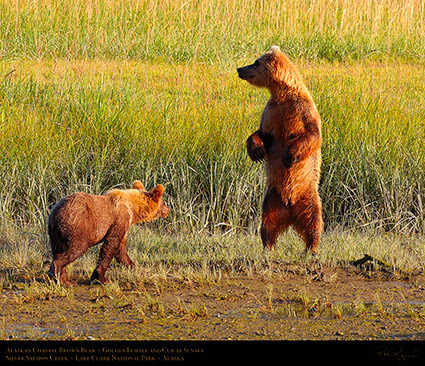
[1,0,425,282]
[1,0,424,62]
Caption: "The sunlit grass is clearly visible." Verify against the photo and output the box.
[1,59,424,237]
[0,0,424,280]
[1,0,424,62]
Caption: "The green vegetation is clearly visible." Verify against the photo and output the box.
[1,0,424,62]
[0,0,424,280]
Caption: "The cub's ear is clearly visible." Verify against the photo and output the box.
[151,184,164,201]
[132,180,145,190]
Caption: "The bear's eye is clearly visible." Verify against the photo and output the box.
[254,60,260,67]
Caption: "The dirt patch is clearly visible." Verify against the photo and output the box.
[1,265,425,341]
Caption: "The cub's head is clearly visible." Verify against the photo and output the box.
[237,45,293,88]
[131,180,170,221]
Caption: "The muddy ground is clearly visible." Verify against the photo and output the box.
[2,264,425,342]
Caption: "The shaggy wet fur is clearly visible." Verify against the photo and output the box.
[48,181,170,285]
[238,46,322,254]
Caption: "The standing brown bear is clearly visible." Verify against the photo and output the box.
[48,181,170,285]
[237,45,323,254]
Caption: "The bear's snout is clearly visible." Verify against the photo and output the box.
[237,65,254,80]
[161,205,170,218]
[158,201,170,218]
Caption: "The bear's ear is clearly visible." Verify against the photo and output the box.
[270,45,281,55]
[150,184,164,201]
[132,180,145,190]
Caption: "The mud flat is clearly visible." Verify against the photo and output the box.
[2,266,425,341]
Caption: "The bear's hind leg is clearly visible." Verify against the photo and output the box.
[49,257,73,285]
[50,241,90,285]
[260,187,291,250]
[292,192,323,255]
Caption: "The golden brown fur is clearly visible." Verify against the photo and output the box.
[48,180,170,285]
[237,46,322,254]
[106,181,167,224]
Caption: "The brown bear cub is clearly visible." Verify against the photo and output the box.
[48,181,170,285]
[237,45,323,254]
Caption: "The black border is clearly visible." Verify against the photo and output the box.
[2,340,425,365]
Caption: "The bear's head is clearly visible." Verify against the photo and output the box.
[237,45,295,89]
[131,180,170,221]
[107,181,170,223]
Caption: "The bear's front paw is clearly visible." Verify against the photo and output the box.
[248,145,267,162]
[282,147,295,168]
[247,135,267,162]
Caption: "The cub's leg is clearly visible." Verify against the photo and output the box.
[48,261,73,286]
[114,235,135,268]
[49,242,90,285]
[91,236,123,284]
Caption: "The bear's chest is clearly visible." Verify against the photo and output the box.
[260,100,302,139]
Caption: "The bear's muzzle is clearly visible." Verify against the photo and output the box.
[237,65,255,80]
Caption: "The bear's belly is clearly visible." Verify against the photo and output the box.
[265,152,320,204]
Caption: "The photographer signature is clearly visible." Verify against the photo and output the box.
[372,346,421,362]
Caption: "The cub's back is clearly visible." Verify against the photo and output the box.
[48,192,115,243]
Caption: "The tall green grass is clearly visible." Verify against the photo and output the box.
[1,0,424,62]
[1,60,424,237]
[0,0,424,277]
